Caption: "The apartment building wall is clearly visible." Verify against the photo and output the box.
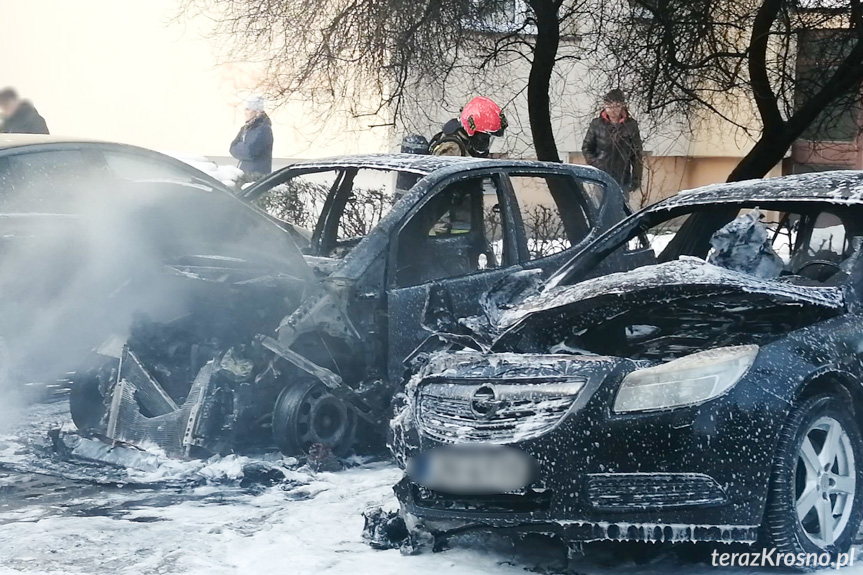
[2,0,781,198]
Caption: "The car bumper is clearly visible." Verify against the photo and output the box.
[396,475,759,543]
[392,358,786,544]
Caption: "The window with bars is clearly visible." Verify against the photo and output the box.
[466,0,533,34]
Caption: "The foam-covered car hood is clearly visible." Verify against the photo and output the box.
[499,258,846,333]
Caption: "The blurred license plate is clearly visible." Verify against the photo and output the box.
[407,445,538,495]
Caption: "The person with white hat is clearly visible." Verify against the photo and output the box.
[230,95,274,176]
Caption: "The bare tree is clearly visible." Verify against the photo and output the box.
[183,0,598,163]
[601,0,863,181]
[184,0,863,183]
[254,179,327,230]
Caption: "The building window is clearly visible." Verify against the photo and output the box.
[466,0,534,34]
[796,28,861,143]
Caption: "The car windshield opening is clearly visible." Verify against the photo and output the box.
[502,202,860,361]
[254,168,410,258]
[555,202,863,288]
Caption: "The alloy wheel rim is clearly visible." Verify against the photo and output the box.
[794,415,856,547]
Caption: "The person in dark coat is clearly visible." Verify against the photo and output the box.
[230,96,273,176]
[582,89,643,193]
[0,88,49,135]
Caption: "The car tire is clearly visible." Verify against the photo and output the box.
[762,393,863,563]
[272,380,356,456]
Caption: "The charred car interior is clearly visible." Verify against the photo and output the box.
[500,202,859,361]
[391,171,863,559]
[69,154,632,458]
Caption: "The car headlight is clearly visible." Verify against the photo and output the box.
[613,345,758,413]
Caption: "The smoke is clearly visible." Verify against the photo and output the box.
[0,171,309,422]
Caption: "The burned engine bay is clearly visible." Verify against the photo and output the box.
[491,204,857,363]
[70,263,396,458]
[496,259,845,362]
[62,176,395,459]
[71,272,298,457]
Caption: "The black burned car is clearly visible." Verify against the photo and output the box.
[71,153,632,457]
[391,171,863,559]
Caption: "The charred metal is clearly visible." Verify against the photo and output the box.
[70,153,629,458]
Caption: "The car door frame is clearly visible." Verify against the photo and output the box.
[498,164,653,279]
[498,165,599,276]
[382,168,522,380]
[243,166,351,254]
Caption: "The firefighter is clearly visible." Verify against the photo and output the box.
[429,96,508,158]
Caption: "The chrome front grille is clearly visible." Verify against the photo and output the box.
[416,379,585,443]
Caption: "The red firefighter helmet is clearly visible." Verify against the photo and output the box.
[459,96,508,137]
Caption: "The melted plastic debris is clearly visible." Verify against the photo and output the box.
[362,507,411,550]
[51,430,303,490]
[66,435,164,473]
[707,209,783,279]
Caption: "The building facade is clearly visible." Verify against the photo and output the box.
[1,0,794,199]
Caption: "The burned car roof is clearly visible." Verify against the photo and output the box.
[284,153,482,175]
[657,170,863,210]
[279,153,612,178]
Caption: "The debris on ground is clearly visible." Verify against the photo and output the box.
[306,443,343,472]
[48,427,305,491]
[362,507,411,550]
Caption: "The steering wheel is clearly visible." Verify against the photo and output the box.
[795,259,843,282]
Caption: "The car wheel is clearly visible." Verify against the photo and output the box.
[762,393,863,561]
[272,380,356,456]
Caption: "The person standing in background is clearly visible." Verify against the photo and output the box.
[230,95,273,177]
[582,89,643,194]
[0,88,49,134]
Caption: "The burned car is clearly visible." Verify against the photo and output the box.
[0,135,304,398]
[392,170,863,559]
[72,154,632,457]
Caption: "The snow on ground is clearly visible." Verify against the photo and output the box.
[2,400,863,575]
[0,402,532,575]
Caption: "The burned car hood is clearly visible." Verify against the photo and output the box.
[494,259,846,361]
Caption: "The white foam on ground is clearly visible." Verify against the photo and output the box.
[2,404,863,574]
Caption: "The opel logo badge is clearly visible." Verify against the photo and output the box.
[470,384,503,420]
